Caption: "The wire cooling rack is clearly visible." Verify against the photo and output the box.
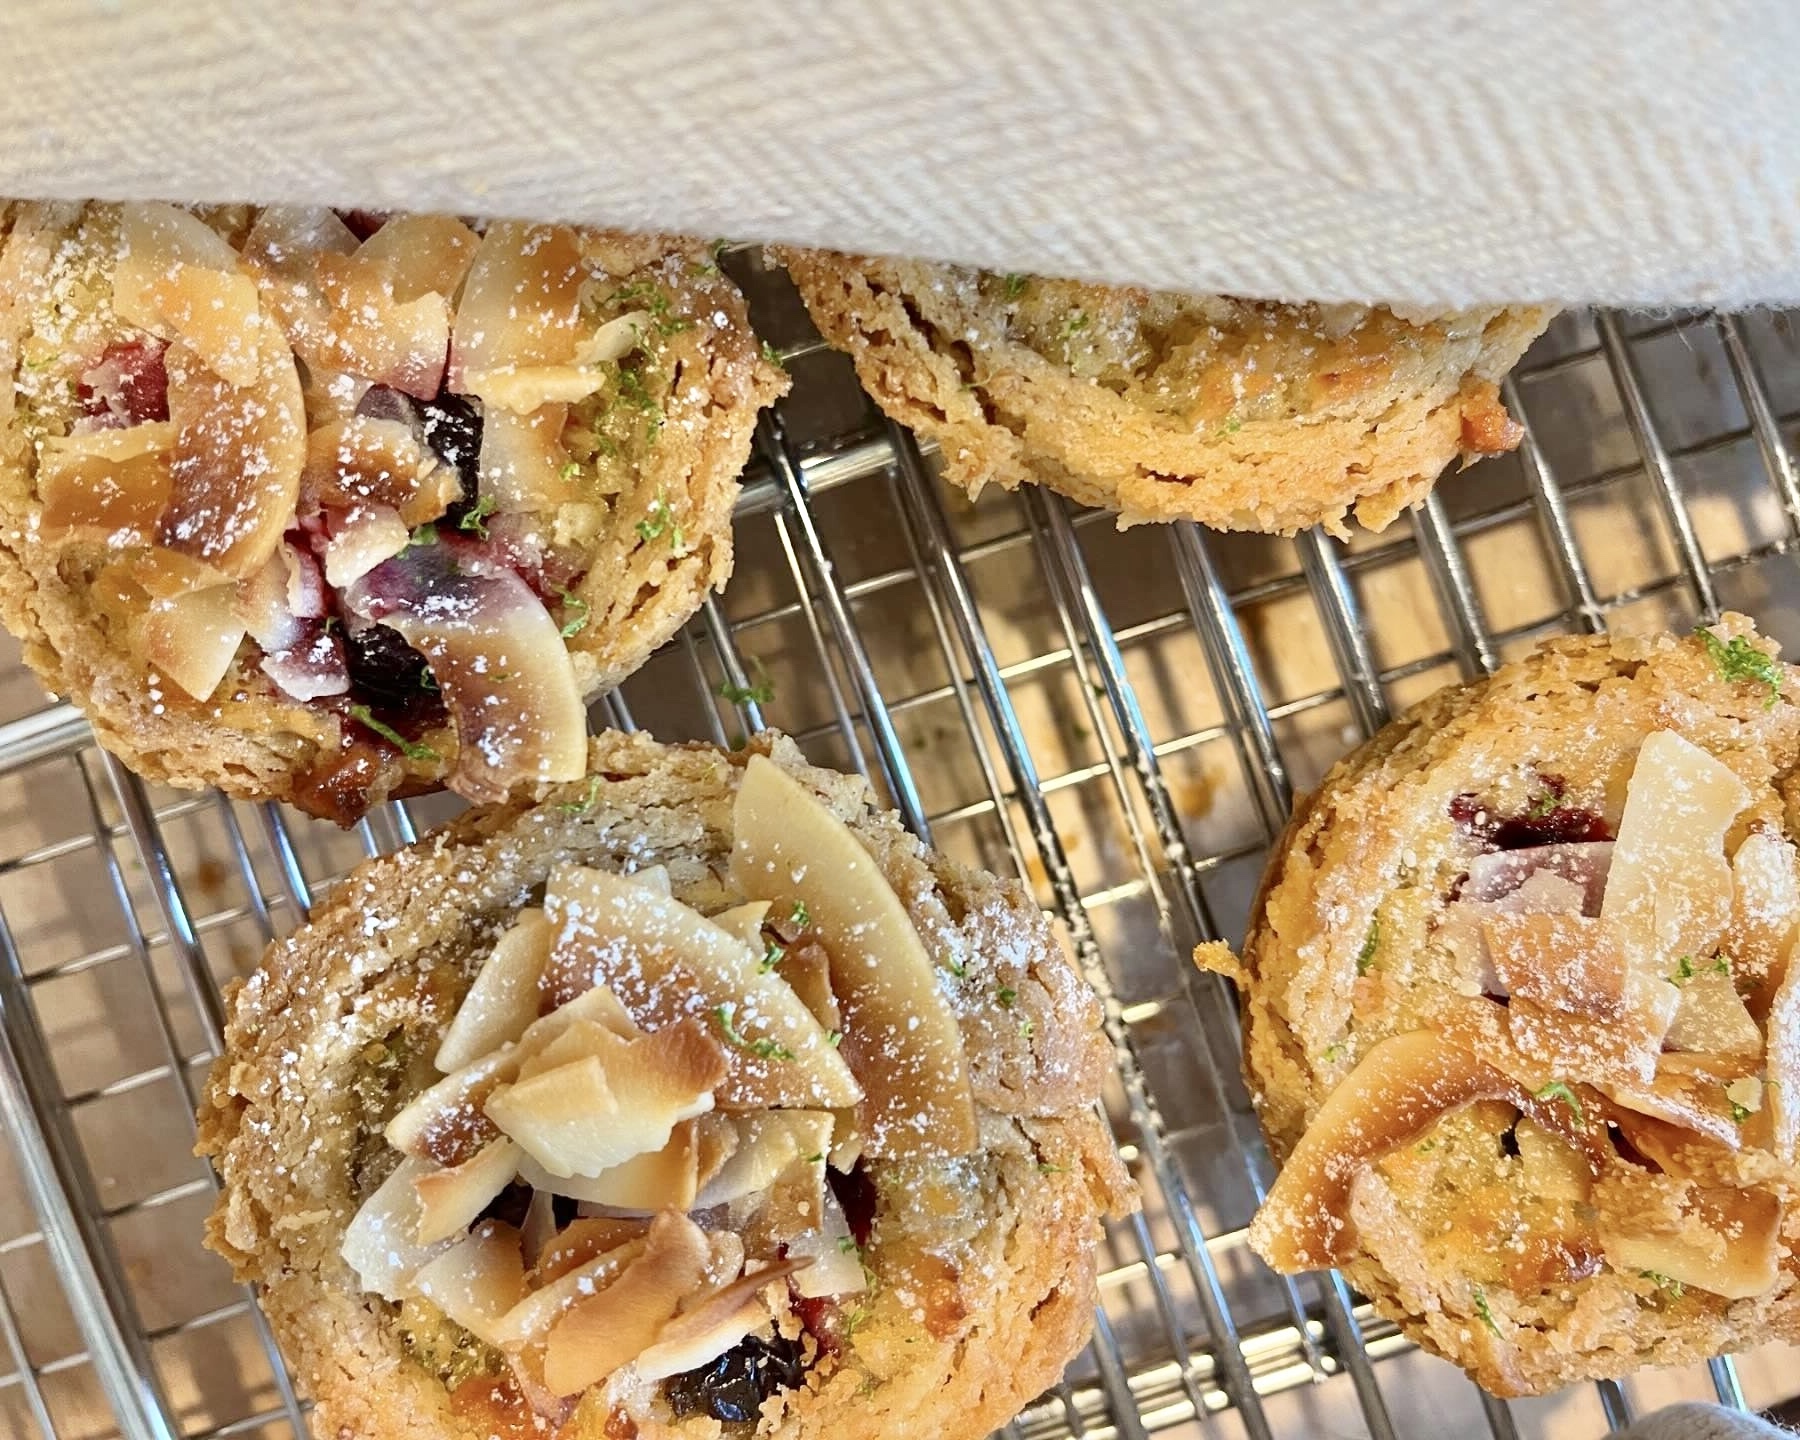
[1,255,1799,1440]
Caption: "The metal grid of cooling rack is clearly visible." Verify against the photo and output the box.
[2,261,1800,1440]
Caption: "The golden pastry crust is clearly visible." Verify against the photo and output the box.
[0,201,785,821]
[1203,619,1800,1395]
[198,730,1134,1439]
[778,248,1551,536]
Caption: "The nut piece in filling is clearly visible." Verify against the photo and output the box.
[198,733,1136,1439]
[0,202,786,821]
[1200,616,1800,1396]
[777,248,1553,536]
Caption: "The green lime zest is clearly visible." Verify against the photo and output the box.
[347,706,440,763]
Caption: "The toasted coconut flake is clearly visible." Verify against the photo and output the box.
[158,330,305,581]
[574,310,654,365]
[488,1236,647,1350]
[542,1210,711,1395]
[788,1188,870,1299]
[633,1262,806,1383]
[463,365,611,415]
[530,1217,651,1285]
[1665,971,1762,1056]
[449,223,585,388]
[38,422,175,541]
[693,1112,741,1190]
[114,204,263,385]
[339,1156,454,1300]
[730,754,976,1158]
[1728,831,1800,999]
[300,415,458,527]
[1599,1186,1782,1299]
[522,1188,558,1267]
[353,214,479,303]
[708,901,771,949]
[516,982,638,1050]
[1769,933,1800,1162]
[1602,1069,1743,1153]
[414,1137,523,1245]
[517,1119,699,1211]
[435,909,554,1073]
[483,1055,619,1179]
[476,403,582,511]
[413,1221,529,1346]
[133,583,245,701]
[1468,842,1613,914]
[313,251,451,399]
[779,943,842,1033]
[321,504,409,590]
[385,1046,513,1165]
[1514,1118,1592,1202]
[487,1018,721,1179]
[1481,912,1627,1020]
[1601,731,1749,1043]
[541,863,861,1110]
[696,1112,833,1209]
[1251,1030,1597,1272]
[348,542,586,801]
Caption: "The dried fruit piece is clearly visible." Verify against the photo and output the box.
[348,541,585,801]
[729,755,976,1158]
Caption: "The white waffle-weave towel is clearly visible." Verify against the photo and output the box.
[1,0,1795,308]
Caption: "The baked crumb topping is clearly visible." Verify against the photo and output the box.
[9,203,759,817]
[340,754,978,1427]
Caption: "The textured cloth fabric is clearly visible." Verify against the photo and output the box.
[1616,1404,1791,1440]
[1,0,1795,308]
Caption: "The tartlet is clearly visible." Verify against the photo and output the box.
[0,201,785,821]
[779,248,1551,535]
[199,731,1134,1438]
[1200,618,1800,1394]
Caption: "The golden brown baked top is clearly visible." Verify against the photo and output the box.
[0,202,784,821]
[199,732,1132,1439]
[779,248,1551,535]
[1201,618,1800,1395]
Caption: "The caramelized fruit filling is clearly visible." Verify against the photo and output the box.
[1255,721,1795,1312]
[18,203,710,807]
[342,757,978,1426]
